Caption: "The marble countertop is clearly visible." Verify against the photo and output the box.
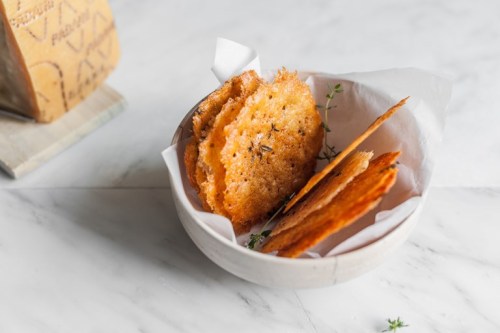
[1,0,499,332]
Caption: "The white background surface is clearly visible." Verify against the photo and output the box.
[1,0,499,332]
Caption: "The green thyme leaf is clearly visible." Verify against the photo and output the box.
[246,194,295,250]
[247,234,261,250]
[382,317,409,332]
[321,122,331,133]
[261,230,272,237]
[319,83,343,162]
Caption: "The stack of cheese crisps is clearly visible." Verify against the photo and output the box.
[262,152,400,257]
[185,69,324,234]
[0,0,120,122]
[186,67,409,257]
[261,98,409,257]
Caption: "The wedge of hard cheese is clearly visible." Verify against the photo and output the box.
[0,0,120,122]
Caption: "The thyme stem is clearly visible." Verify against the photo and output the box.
[319,83,343,162]
[246,193,295,250]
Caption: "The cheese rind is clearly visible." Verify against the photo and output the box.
[0,0,120,122]
[0,14,33,118]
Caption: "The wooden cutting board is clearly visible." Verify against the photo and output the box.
[0,84,125,178]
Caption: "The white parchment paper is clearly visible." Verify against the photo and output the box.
[163,38,452,257]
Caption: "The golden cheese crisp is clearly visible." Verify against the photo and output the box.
[186,70,262,211]
[285,97,409,212]
[192,71,260,143]
[197,72,262,215]
[271,150,373,238]
[0,0,120,122]
[184,139,199,192]
[221,69,323,234]
[262,151,400,257]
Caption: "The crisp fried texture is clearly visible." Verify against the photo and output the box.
[185,71,262,210]
[184,139,199,191]
[193,71,261,205]
[262,152,400,257]
[192,71,258,142]
[221,69,323,234]
[285,97,409,212]
[271,151,373,237]
[198,73,262,215]
[185,136,211,210]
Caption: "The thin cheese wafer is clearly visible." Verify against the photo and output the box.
[284,97,409,213]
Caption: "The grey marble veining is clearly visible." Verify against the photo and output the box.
[0,188,498,332]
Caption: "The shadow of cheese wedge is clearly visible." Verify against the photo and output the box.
[0,0,120,123]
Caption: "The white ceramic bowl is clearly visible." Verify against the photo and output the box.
[163,70,437,288]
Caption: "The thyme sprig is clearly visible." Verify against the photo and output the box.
[317,83,343,162]
[246,193,295,250]
[247,230,272,250]
[382,317,409,332]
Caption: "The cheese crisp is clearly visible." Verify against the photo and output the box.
[221,70,323,233]
[185,69,323,234]
[285,97,409,212]
[198,72,262,215]
[270,151,373,238]
[192,71,261,143]
[262,152,400,257]
[187,70,262,210]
